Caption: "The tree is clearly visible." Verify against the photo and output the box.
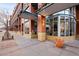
[0,9,14,41]
[0,9,7,27]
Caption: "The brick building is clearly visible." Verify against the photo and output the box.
[9,3,79,41]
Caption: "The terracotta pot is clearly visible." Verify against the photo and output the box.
[55,39,64,48]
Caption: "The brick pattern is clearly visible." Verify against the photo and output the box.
[76,5,79,35]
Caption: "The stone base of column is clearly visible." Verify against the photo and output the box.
[23,33,30,38]
[76,35,79,40]
[29,32,37,39]
[38,32,46,41]
[29,32,35,38]
[17,31,21,35]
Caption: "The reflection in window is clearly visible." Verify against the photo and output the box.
[46,15,76,36]
[60,15,75,36]
[53,22,58,36]
[53,17,58,36]
[46,8,76,37]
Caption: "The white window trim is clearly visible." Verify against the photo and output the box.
[58,16,60,37]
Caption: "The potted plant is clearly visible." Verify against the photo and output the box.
[55,37,64,48]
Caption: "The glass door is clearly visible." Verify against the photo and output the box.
[52,16,58,36]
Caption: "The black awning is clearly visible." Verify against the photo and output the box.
[20,11,38,19]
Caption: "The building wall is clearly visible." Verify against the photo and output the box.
[9,3,79,41]
[76,5,79,39]
[10,3,23,32]
[47,35,75,42]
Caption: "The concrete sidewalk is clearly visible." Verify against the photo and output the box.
[0,31,79,56]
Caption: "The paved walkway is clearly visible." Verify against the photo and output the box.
[0,31,79,56]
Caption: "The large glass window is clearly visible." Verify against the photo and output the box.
[46,8,76,37]
[60,16,65,36]
[53,17,58,36]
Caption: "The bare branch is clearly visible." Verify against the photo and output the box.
[0,9,9,27]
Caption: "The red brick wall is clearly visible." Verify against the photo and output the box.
[29,3,38,33]
[38,15,46,32]
[76,5,79,35]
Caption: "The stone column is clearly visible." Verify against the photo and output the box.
[29,3,37,38]
[22,23,24,35]
[16,18,20,34]
[18,17,22,34]
[18,18,19,31]
[29,19,34,38]
[38,15,46,41]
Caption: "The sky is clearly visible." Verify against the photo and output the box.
[0,3,16,15]
[0,3,16,28]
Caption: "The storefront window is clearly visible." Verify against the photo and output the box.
[60,16,65,36]
[53,17,58,36]
[46,8,76,37]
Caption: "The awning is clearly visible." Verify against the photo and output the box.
[20,11,38,20]
[38,3,79,16]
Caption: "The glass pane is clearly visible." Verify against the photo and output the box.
[60,16,65,36]
[53,11,65,15]
[53,22,58,36]
[70,16,75,35]
[70,22,74,35]
[60,16,64,21]
[52,17,58,36]
[65,16,70,36]
[54,17,58,21]
[66,21,69,36]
